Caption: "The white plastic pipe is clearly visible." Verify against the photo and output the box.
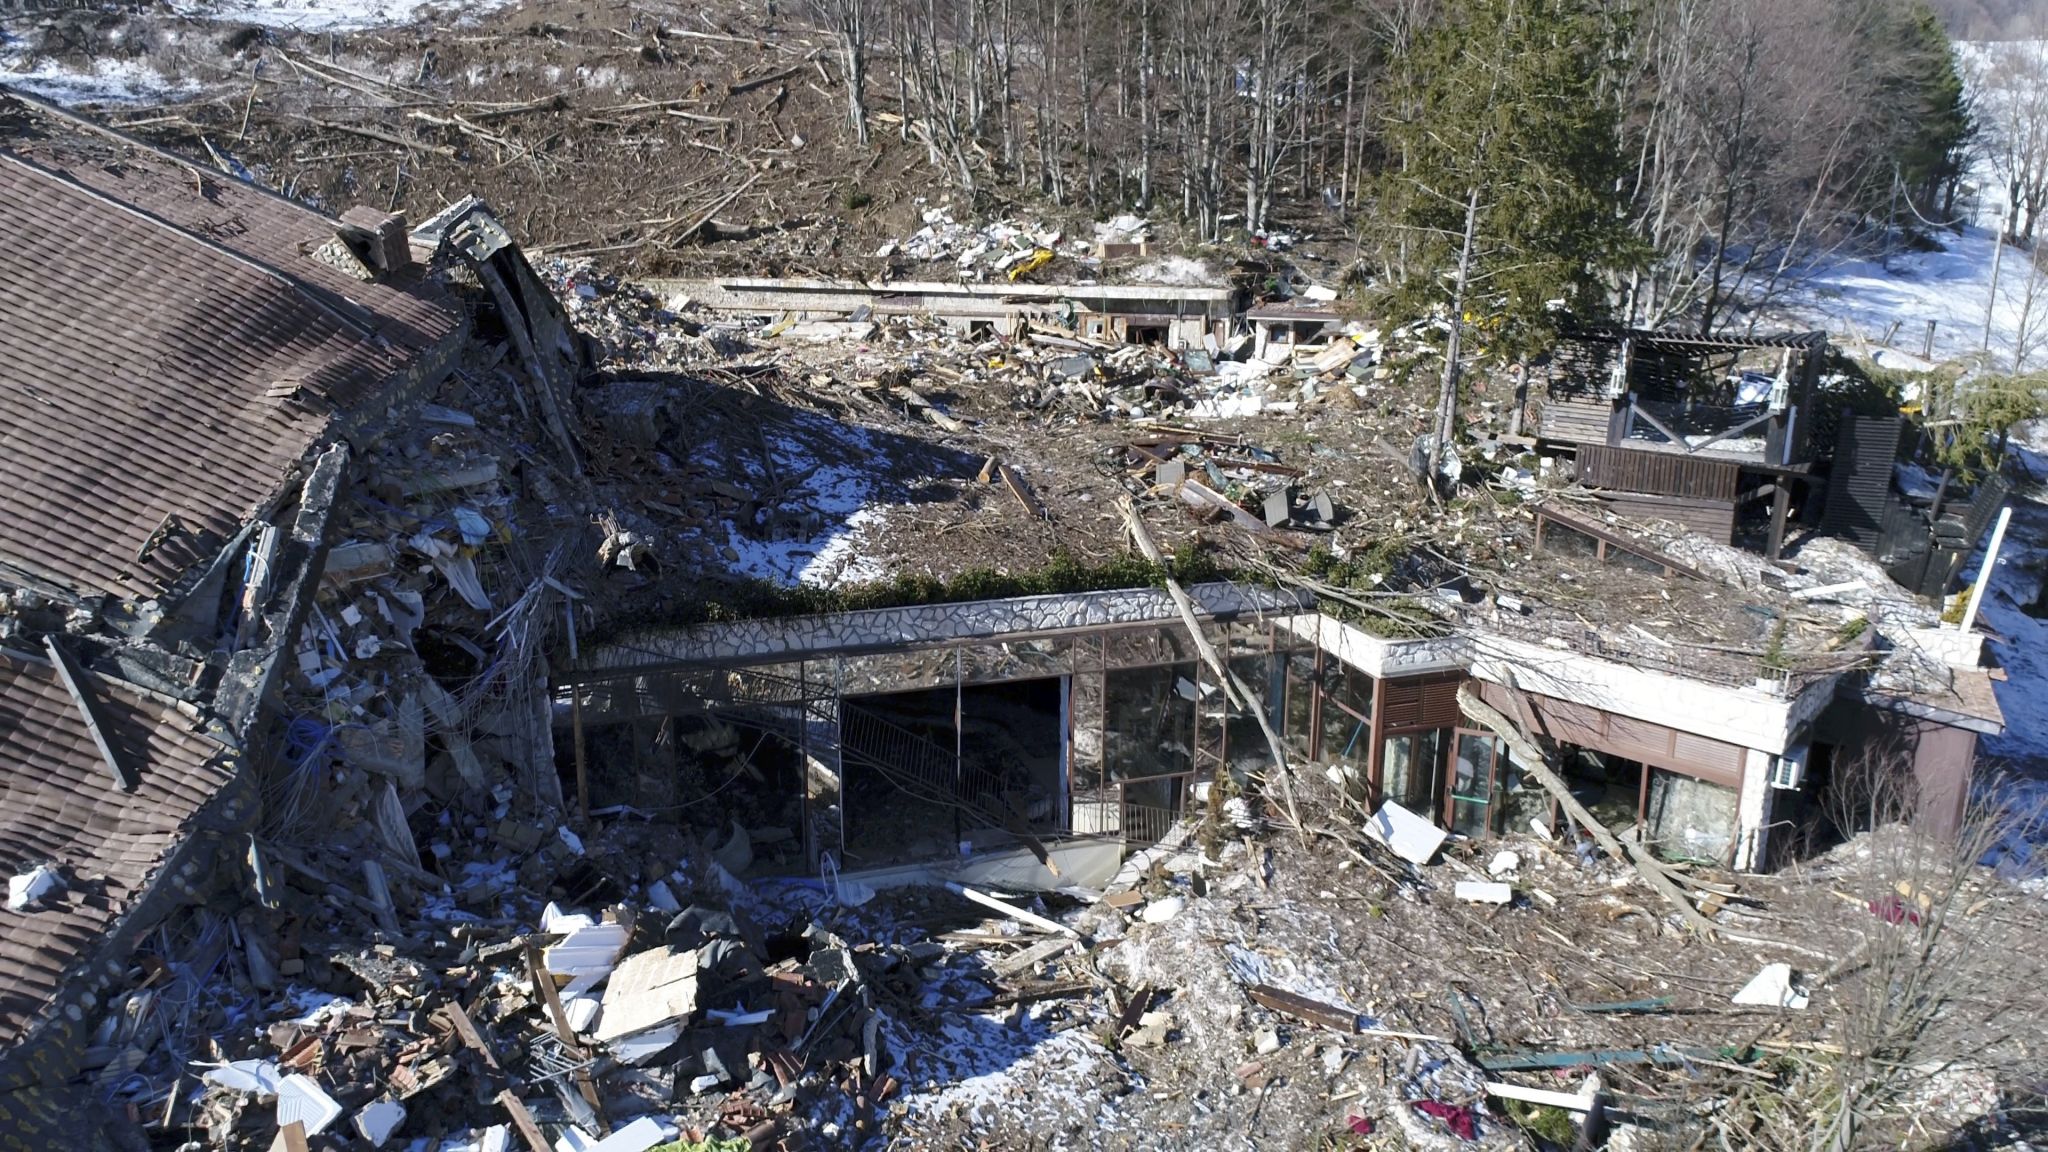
[1960,505,2012,634]
[946,882,1080,937]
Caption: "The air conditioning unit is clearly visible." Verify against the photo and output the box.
[1769,745,1808,791]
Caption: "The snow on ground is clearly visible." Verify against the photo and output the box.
[0,51,203,105]
[1781,225,2045,372]
[1968,438,2048,769]
[166,0,500,32]
[703,421,894,589]
[1,0,514,105]
[1778,43,2047,373]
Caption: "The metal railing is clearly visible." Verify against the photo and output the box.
[1069,796,1184,850]
[837,701,1048,838]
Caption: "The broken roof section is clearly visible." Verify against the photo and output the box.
[0,646,242,1050]
[0,93,462,604]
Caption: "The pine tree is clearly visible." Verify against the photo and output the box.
[1870,0,1971,224]
[1370,0,1644,485]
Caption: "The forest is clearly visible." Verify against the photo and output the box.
[809,0,1997,339]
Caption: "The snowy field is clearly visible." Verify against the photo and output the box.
[1,0,512,102]
[1782,225,2046,373]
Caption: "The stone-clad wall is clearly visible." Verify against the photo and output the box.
[577,583,1311,673]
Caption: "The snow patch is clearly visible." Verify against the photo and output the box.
[0,53,202,104]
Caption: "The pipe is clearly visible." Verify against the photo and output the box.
[1960,505,2012,634]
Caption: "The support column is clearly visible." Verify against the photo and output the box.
[1733,748,1775,871]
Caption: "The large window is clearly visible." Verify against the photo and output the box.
[1646,769,1738,864]
[1381,729,1445,815]
[1102,662,1198,781]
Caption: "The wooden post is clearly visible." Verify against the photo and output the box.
[564,600,589,827]
[496,1091,550,1152]
[1766,485,1792,560]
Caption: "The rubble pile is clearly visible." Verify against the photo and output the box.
[166,857,936,1152]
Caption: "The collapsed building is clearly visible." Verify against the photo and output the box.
[0,88,2024,1151]
[0,93,580,1145]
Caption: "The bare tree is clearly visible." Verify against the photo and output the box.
[1977,40,2048,247]
[815,0,872,146]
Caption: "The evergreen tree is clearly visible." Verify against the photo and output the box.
[1369,0,1644,482]
[1870,0,1972,224]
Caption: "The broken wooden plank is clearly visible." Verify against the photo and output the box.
[1485,1079,1599,1112]
[268,1121,309,1152]
[996,464,1046,519]
[972,980,1096,1009]
[440,1000,501,1072]
[1247,984,1361,1033]
[988,936,1075,979]
[1115,988,1157,1037]
[524,941,583,1050]
[42,636,140,791]
[945,883,1078,937]
[496,1090,549,1152]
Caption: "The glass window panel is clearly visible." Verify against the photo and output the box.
[1103,662,1198,781]
[1284,651,1318,753]
[1321,699,1372,769]
[1221,655,1274,781]
[1382,728,1445,815]
[1646,769,1738,864]
[1497,748,1551,837]
[1102,625,1198,669]
[1449,733,1497,837]
[836,648,956,695]
[1320,659,1373,722]
[957,637,1082,684]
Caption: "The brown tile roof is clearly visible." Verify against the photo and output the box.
[0,647,239,1048]
[0,94,462,602]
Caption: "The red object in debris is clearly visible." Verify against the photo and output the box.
[1868,895,1923,926]
[1412,1099,1478,1140]
[1347,1115,1376,1136]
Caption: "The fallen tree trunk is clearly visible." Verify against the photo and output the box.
[1456,685,1719,938]
[1119,498,1303,839]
